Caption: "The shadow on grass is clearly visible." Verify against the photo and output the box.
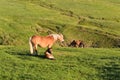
[18,53,46,59]
[5,49,46,59]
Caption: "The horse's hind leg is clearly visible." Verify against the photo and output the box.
[33,44,38,56]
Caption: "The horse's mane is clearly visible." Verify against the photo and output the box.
[48,34,60,41]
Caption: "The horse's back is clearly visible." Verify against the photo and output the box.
[31,35,41,42]
[31,35,54,48]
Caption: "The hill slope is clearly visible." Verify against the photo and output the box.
[0,46,120,80]
[0,0,120,47]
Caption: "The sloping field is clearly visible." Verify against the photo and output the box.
[0,46,120,80]
[0,1,120,80]
[0,0,120,47]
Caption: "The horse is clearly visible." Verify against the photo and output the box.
[69,40,84,48]
[29,33,64,59]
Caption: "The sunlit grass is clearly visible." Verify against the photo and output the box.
[0,0,120,47]
[0,46,120,80]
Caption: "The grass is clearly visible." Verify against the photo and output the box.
[0,0,120,80]
[0,46,120,80]
[27,0,120,35]
[0,0,120,47]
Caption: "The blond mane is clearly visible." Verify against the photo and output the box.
[49,34,60,41]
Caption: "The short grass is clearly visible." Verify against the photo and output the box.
[0,0,120,80]
[25,0,120,36]
[0,0,120,47]
[0,46,120,80]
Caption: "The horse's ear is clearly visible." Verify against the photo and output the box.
[58,33,63,36]
[58,32,62,35]
[47,30,52,35]
[57,32,60,34]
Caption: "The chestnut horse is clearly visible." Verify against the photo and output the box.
[29,34,64,59]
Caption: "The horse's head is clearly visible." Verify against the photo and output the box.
[58,34,64,42]
[50,34,64,42]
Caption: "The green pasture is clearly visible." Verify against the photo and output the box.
[0,0,120,47]
[0,0,120,79]
[0,46,120,80]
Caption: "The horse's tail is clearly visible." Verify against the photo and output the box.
[29,37,33,54]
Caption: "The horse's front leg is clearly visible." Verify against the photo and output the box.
[45,48,52,54]
[45,47,55,59]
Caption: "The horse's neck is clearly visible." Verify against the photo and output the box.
[49,34,59,41]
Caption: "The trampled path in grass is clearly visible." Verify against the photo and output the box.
[0,46,120,80]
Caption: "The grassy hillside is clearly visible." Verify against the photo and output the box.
[0,0,120,47]
[0,1,120,80]
[0,46,120,80]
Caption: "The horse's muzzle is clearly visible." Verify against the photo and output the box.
[61,40,64,43]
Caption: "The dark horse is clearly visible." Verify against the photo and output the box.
[29,34,64,59]
[69,40,84,48]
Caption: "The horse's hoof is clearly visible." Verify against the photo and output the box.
[49,58,55,60]
[45,52,55,59]
[30,54,38,56]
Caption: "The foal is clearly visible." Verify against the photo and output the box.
[29,34,64,59]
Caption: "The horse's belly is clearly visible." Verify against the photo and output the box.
[38,39,53,48]
[40,45,48,48]
[39,43,48,48]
